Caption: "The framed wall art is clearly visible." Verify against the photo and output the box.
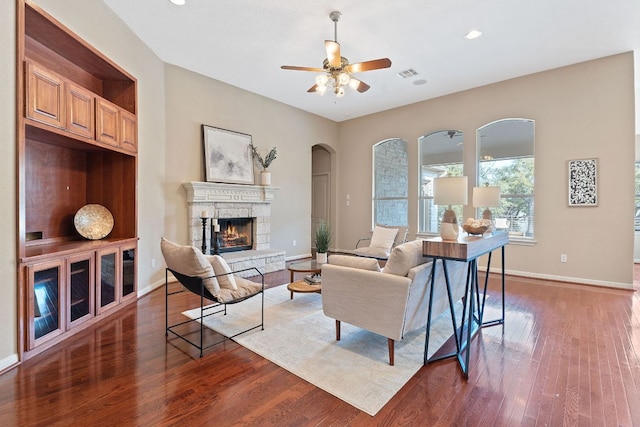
[568,158,598,206]
[202,125,254,185]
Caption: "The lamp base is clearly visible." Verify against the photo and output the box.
[440,208,460,241]
[440,222,460,241]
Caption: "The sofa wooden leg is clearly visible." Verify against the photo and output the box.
[388,338,395,366]
[336,320,341,341]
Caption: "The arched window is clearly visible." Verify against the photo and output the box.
[373,139,408,226]
[418,130,464,233]
[477,118,535,239]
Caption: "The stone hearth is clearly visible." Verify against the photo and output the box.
[182,181,285,277]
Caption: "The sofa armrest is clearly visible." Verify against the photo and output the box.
[321,263,412,341]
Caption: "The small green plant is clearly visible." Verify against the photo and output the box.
[251,144,277,170]
[314,221,331,253]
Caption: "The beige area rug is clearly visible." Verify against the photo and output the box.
[183,285,457,416]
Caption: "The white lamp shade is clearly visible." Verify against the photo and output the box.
[473,186,501,207]
[433,176,468,206]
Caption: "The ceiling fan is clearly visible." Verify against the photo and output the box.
[281,11,392,97]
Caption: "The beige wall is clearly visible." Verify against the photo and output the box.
[337,53,635,288]
[163,64,338,256]
[0,0,17,369]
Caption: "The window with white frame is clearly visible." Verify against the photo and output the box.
[477,118,535,238]
[418,130,464,234]
[373,139,408,227]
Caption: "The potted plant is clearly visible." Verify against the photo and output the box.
[250,144,277,185]
[314,221,331,264]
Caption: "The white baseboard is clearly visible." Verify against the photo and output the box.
[0,353,19,373]
[482,266,633,290]
[138,277,167,297]
[286,253,312,261]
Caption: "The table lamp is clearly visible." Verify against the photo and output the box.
[472,185,501,220]
[433,176,468,241]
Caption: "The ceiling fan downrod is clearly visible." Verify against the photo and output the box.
[330,11,341,43]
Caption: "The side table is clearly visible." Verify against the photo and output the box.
[422,231,508,378]
[287,260,322,299]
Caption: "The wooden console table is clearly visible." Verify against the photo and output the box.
[422,231,509,378]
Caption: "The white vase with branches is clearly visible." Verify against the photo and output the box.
[251,144,277,186]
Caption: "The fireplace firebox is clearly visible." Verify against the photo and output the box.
[212,218,254,253]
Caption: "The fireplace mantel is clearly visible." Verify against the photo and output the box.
[182,182,279,204]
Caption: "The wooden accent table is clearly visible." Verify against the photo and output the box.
[287,260,322,299]
[287,280,322,299]
[423,231,509,378]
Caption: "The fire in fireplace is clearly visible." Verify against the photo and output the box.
[212,217,254,253]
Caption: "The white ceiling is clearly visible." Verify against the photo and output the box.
[102,0,640,123]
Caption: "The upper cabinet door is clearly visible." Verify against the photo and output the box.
[25,61,65,129]
[119,109,137,153]
[66,82,94,139]
[95,97,119,147]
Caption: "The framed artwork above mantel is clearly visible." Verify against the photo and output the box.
[202,125,254,185]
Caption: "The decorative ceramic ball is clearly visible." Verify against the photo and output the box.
[74,204,114,240]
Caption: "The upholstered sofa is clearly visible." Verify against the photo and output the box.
[321,239,467,365]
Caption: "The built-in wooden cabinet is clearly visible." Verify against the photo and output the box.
[18,0,139,360]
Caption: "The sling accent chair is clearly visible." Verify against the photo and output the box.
[353,225,408,261]
[161,237,264,357]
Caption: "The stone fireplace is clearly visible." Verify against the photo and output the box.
[182,182,285,277]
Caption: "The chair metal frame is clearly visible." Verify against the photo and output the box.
[165,266,264,357]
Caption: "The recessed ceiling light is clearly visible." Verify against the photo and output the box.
[170,0,186,5]
[465,30,483,40]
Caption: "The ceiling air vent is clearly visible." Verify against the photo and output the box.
[396,68,418,79]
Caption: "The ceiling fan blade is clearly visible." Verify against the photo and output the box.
[307,84,319,93]
[281,65,326,72]
[325,40,341,68]
[348,78,370,93]
[345,58,392,73]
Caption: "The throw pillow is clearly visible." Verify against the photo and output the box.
[210,255,238,291]
[382,239,424,277]
[327,254,381,271]
[370,226,398,249]
[160,237,220,297]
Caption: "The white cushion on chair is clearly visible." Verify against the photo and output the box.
[209,255,238,291]
[160,237,221,297]
[370,226,398,249]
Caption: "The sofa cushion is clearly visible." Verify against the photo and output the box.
[210,255,238,290]
[328,254,381,271]
[382,239,425,277]
[160,237,221,297]
[370,226,398,249]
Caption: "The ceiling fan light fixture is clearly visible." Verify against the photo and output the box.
[316,85,328,95]
[338,72,350,85]
[316,74,329,86]
[336,86,345,97]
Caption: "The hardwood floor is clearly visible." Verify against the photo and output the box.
[1,264,639,426]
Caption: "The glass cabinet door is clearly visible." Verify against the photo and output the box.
[96,248,120,314]
[67,253,94,328]
[28,260,64,349]
[121,244,136,301]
